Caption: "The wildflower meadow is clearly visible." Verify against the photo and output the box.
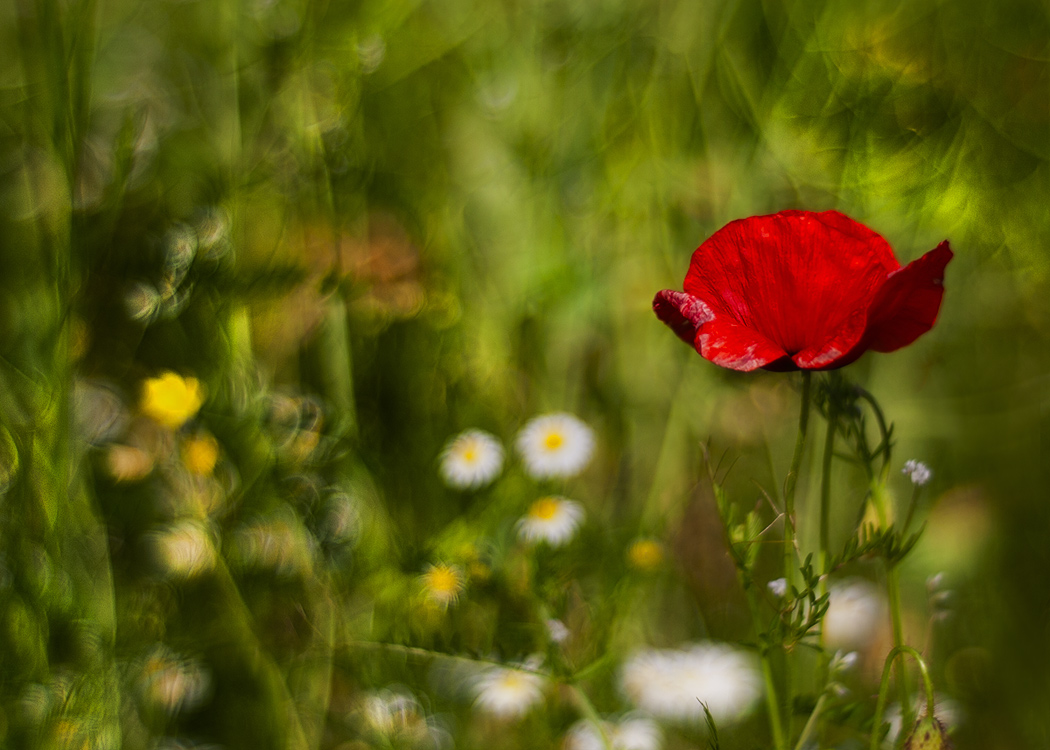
[0,1,1047,748]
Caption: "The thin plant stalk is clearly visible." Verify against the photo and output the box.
[818,399,838,638]
[794,691,829,750]
[783,370,812,590]
[570,685,614,750]
[782,370,812,741]
[745,585,788,750]
[213,557,311,750]
[871,646,935,750]
[901,484,922,534]
[886,565,913,736]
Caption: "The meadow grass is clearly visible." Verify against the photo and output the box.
[0,0,1047,747]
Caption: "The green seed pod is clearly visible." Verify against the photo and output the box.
[903,715,953,750]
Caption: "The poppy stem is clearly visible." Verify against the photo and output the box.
[856,387,892,474]
[782,370,811,743]
[783,371,812,591]
[818,397,838,636]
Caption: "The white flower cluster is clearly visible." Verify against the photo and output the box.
[767,577,788,598]
[902,459,932,486]
[620,642,762,724]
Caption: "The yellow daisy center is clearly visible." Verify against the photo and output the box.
[499,672,525,689]
[529,497,560,520]
[461,441,479,463]
[543,431,564,451]
[424,565,462,596]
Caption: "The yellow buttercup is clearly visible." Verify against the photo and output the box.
[141,372,204,429]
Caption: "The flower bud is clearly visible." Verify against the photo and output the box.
[903,715,953,750]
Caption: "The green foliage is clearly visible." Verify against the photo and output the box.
[837,523,927,570]
[0,0,1044,747]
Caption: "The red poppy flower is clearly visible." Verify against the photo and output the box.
[653,210,953,372]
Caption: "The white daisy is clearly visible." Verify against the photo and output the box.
[620,642,762,724]
[517,496,584,547]
[567,715,662,750]
[902,459,932,486]
[420,563,466,609]
[440,430,504,489]
[472,666,546,719]
[823,579,887,651]
[516,413,595,479]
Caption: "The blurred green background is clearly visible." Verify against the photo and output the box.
[0,0,1047,747]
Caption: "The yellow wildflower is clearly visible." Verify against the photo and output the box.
[182,432,220,475]
[141,372,204,429]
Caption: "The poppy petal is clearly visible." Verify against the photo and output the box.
[684,211,898,357]
[654,290,788,371]
[791,308,869,370]
[696,318,791,372]
[653,290,715,345]
[864,241,953,353]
